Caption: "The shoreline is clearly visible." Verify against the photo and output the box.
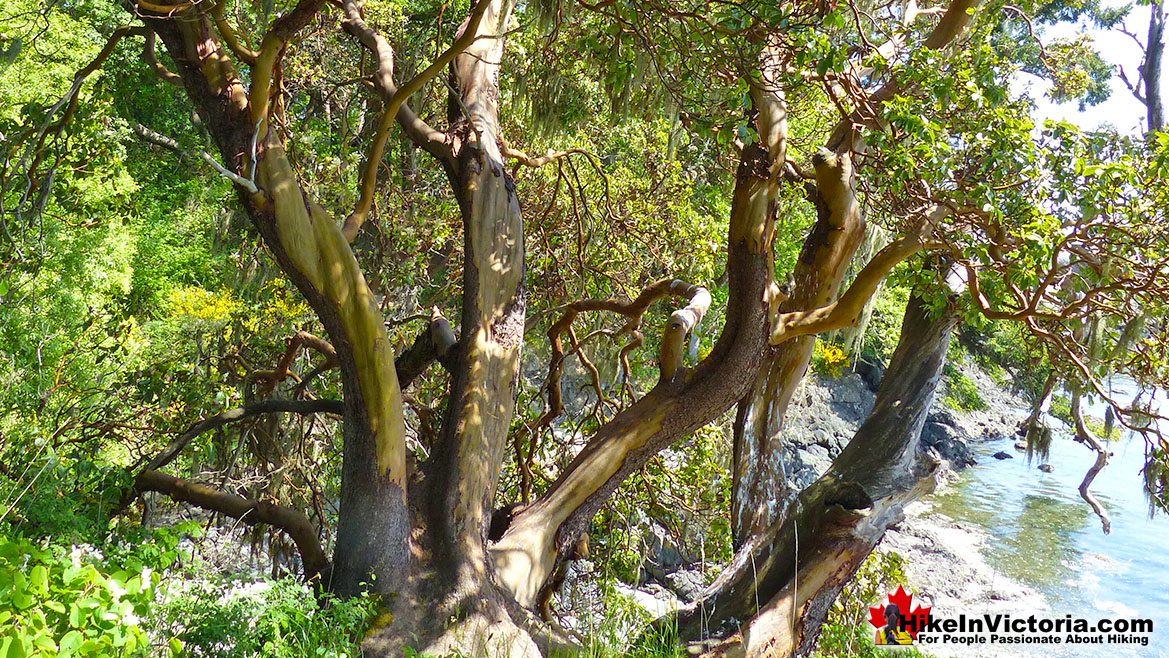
[875,359,1055,657]
[879,498,1051,658]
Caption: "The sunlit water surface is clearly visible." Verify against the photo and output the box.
[927,378,1168,657]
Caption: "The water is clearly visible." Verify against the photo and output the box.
[928,379,1169,657]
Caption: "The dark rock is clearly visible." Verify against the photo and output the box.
[920,417,977,469]
[1014,440,1027,451]
[855,354,886,393]
[930,407,961,429]
[663,569,707,601]
[993,451,1013,460]
[1038,464,1054,473]
[643,523,687,571]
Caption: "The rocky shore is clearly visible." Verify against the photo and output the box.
[559,357,1049,653]
[784,359,1053,658]
[879,501,1050,658]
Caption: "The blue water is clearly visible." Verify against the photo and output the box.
[928,381,1169,657]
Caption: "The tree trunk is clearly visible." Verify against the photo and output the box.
[421,0,526,592]
[1149,0,1165,132]
[672,290,957,657]
[489,85,787,605]
[731,144,866,547]
[145,6,411,598]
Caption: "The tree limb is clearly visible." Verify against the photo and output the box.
[131,123,259,193]
[770,229,939,344]
[340,0,492,241]
[394,308,458,390]
[136,470,330,581]
[142,398,344,474]
[1071,394,1112,534]
[142,30,182,86]
[340,3,451,162]
[211,0,258,65]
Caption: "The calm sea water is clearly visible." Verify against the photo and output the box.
[928,378,1169,657]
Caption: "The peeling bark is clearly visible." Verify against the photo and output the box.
[146,9,410,598]
[731,144,866,547]
[420,0,526,592]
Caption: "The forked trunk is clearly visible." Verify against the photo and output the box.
[145,9,411,598]
[731,144,866,546]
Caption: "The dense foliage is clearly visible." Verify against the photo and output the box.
[2,0,1168,655]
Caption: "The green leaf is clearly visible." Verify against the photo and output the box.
[2,636,26,658]
[168,637,183,657]
[32,635,56,653]
[9,592,31,611]
[58,631,82,656]
[28,566,47,596]
[817,56,832,77]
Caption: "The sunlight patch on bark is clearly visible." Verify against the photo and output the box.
[258,143,406,485]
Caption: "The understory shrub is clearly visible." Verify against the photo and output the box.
[149,576,375,658]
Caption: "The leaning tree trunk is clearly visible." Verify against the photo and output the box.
[485,56,796,606]
[672,290,958,657]
[731,0,981,549]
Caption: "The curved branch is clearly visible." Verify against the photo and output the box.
[340,4,450,161]
[133,0,201,16]
[340,0,491,241]
[250,330,338,396]
[540,279,708,431]
[770,231,936,344]
[211,0,259,64]
[142,399,344,474]
[1071,394,1112,534]
[501,140,588,169]
[247,0,327,127]
[658,284,711,382]
[143,30,182,86]
[136,470,330,581]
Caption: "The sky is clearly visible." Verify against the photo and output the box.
[1014,3,1155,135]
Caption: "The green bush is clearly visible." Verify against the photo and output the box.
[942,363,987,412]
[862,284,910,360]
[1049,394,1073,425]
[149,576,375,658]
[0,533,175,658]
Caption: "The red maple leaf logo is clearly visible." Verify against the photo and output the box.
[868,586,932,640]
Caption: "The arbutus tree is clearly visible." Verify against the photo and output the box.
[6,0,1169,655]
